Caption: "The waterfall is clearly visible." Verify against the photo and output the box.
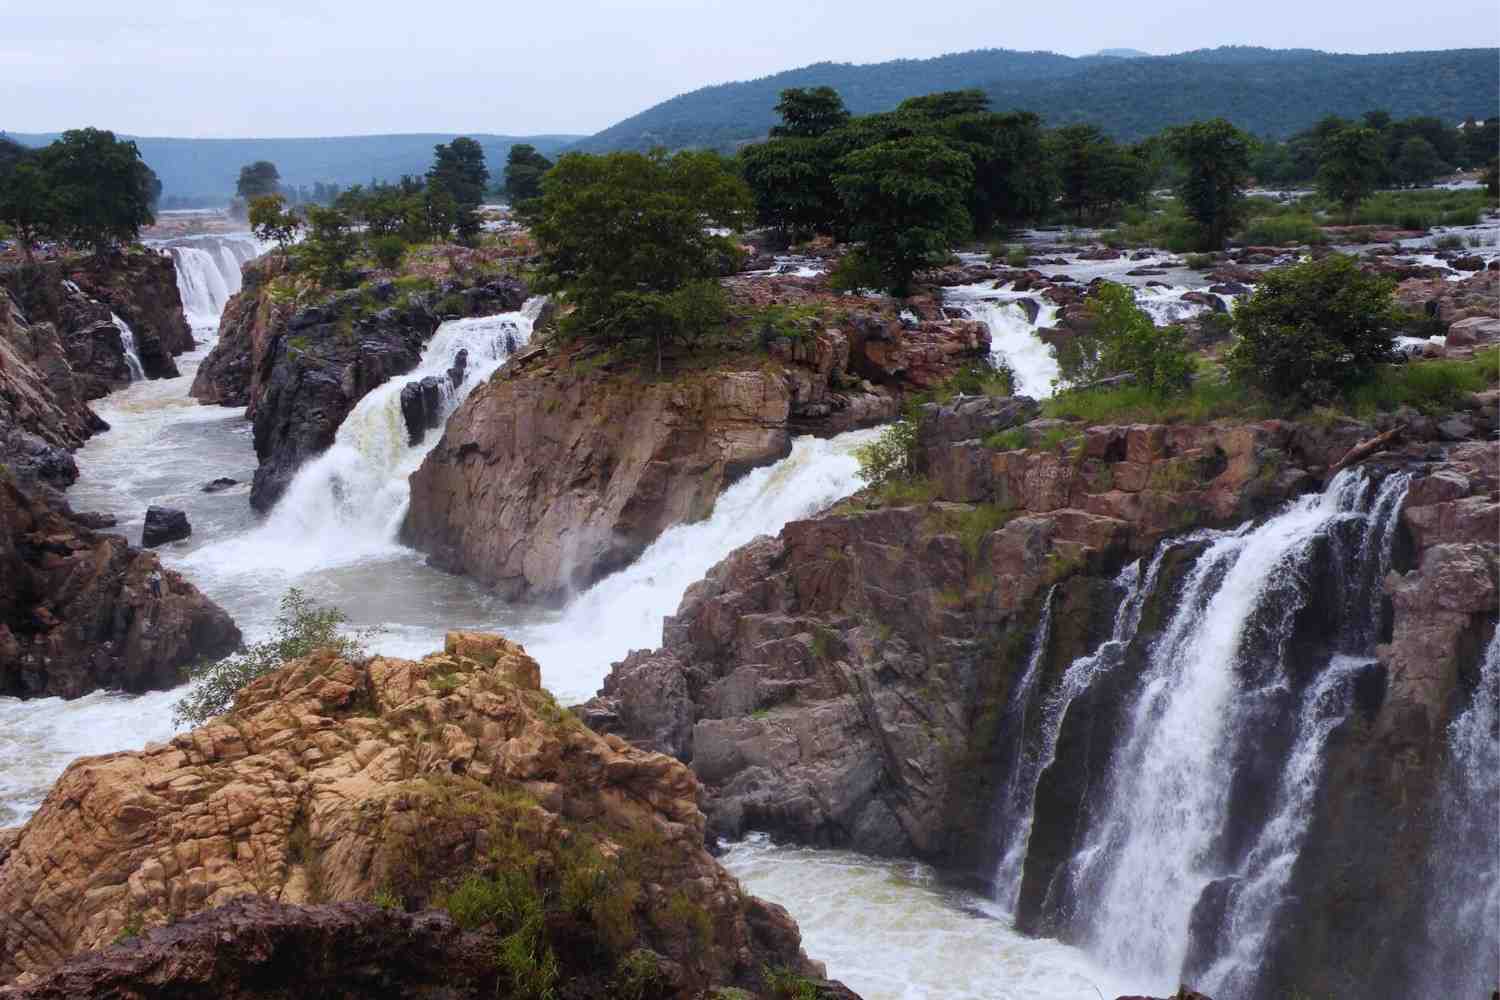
[109,311,146,381]
[184,302,542,578]
[520,426,880,704]
[1420,628,1500,996]
[166,235,262,327]
[993,469,1409,995]
[945,283,1061,398]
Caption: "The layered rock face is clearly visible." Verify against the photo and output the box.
[402,286,990,604]
[0,474,241,698]
[191,257,528,511]
[0,271,242,700]
[0,633,837,999]
[1,252,195,384]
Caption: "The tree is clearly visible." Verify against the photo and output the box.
[0,147,52,264]
[529,150,751,371]
[502,144,553,205]
[942,110,1054,234]
[1049,124,1149,224]
[833,135,973,296]
[770,87,850,139]
[41,128,156,254]
[1391,136,1446,188]
[1055,282,1191,395]
[248,194,302,252]
[898,89,992,120]
[1166,118,1252,250]
[1316,126,1385,221]
[297,205,359,287]
[428,137,488,243]
[237,160,281,200]
[739,136,842,242]
[1227,254,1395,406]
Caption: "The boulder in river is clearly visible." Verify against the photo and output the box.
[141,506,191,547]
[398,376,447,447]
[201,477,238,493]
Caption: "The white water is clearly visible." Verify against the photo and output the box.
[1065,470,1383,989]
[185,306,541,579]
[163,235,262,327]
[723,834,1130,1000]
[109,311,146,380]
[945,283,1061,398]
[1420,628,1500,995]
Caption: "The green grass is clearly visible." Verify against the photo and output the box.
[1043,377,1267,425]
[1324,188,1494,230]
[1099,199,1207,253]
[1238,214,1327,246]
[1344,347,1499,416]
[982,427,1027,450]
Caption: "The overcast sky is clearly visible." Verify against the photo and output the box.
[5,0,1496,138]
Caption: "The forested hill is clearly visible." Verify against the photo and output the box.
[2,132,584,201]
[575,46,1499,152]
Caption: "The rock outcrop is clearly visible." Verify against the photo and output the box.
[0,633,840,999]
[140,505,191,547]
[0,474,241,699]
[190,255,528,511]
[65,250,195,375]
[402,283,990,604]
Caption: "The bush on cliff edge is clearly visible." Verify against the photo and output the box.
[173,588,375,728]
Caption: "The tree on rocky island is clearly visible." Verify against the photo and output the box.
[502,143,554,206]
[529,149,751,372]
[236,160,281,200]
[1227,253,1396,406]
[248,194,303,252]
[296,205,360,288]
[1391,135,1447,189]
[1317,126,1386,221]
[1055,281,1191,396]
[41,128,157,255]
[1166,118,1252,250]
[833,135,973,296]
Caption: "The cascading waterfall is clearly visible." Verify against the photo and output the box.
[165,236,261,326]
[1419,628,1500,996]
[109,311,146,380]
[946,283,1061,398]
[991,469,1409,996]
[187,302,543,578]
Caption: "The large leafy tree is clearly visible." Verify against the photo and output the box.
[833,135,973,296]
[0,158,53,264]
[1391,135,1446,189]
[236,160,281,200]
[1166,118,1252,250]
[428,137,489,243]
[41,128,156,254]
[739,136,842,242]
[1049,124,1150,224]
[1227,254,1395,405]
[502,143,553,205]
[770,87,850,139]
[1316,126,1385,221]
[530,150,751,370]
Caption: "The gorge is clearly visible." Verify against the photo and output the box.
[0,211,1496,999]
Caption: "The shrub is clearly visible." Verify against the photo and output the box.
[1238,214,1327,246]
[1227,254,1396,405]
[828,249,887,294]
[854,418,919,488]
[1004,244,1029,267]
[172,588,374,728]
[371,234,406,269]
[1056,281,1191,397]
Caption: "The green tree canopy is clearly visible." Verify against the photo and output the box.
[1391,135,1446,188]
[248,194,302,252]
[770,87,851,138]
[739,135,842,242]
[1317,125,1385,220]
[42,128,156,254]
[0,159,53,263]
[1166,118,1252,249]
[1227,254,1396,405]
[502,143,554,205]
[236,160,281,200]
[428,137,489,243]
[1049,124,1151,224]
[530,150,751,369]
[833,135,973,296]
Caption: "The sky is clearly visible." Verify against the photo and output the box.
[3,0,1497,139]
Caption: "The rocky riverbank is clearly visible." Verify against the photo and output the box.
[0,266,241,700]
[0,632,850,999]
[400,276,991,604]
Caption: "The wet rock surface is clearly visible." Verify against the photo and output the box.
[140,505,191,547]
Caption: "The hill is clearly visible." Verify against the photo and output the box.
[1,132,585,201]
[576,45,1499,151]
[1092,48,1153,58]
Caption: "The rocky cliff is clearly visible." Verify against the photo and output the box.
[0,633,847,999]
[581,380,1497,996]
[401,278,991,604]
[191,251,529,511]
[0,272,242,700]
[1,251,195,384]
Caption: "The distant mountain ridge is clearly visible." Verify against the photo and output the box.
[2,132,585,201]
[574,45,1499,152]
